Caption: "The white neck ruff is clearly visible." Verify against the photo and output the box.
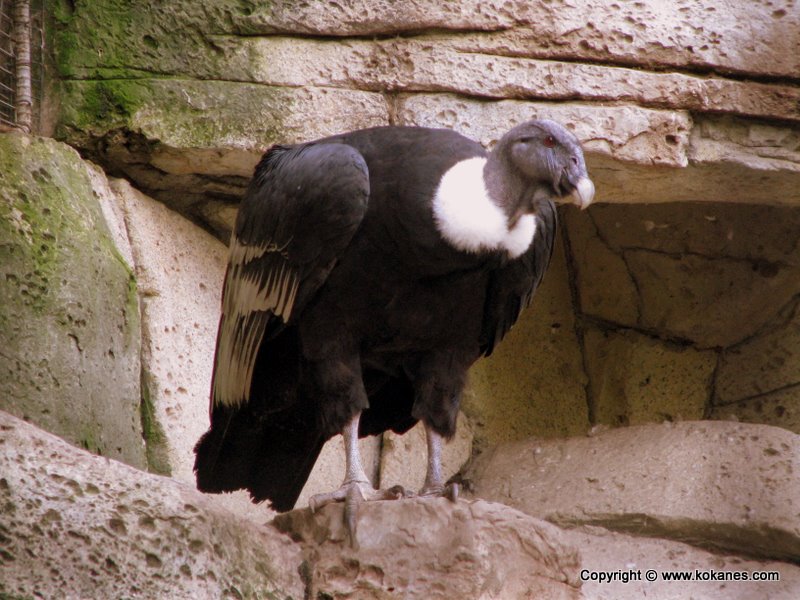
[432,157,536,259]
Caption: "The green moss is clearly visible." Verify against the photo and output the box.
[52,0,136,79]
[51,0,260,80]
[59,77,292,152]
[0,137,89,314]
[139,368,172,476]
[0,591,36,600]
[59,79,151,133]
[78,428,101,455]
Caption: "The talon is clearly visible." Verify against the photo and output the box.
[445,482,459,502]
[383,484,409,500]
[344,483,363,549]
[308,479,409,548]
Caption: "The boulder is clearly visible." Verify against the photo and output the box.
[0,410,304,600]
[465,421,800,563]
[274,498,583,600]
[109,179,228,480]
[0,133,146,469]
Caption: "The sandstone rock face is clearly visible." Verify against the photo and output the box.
[564,201,800,433]
[53,0,800,227]
[1,410,583,600]
[274,498,583,600]
[582,328,714,426]
[0,133,146,469]
[47,0,800,446]
[0,410,304,600]
[466,421,800,563]
[110,179,227,479]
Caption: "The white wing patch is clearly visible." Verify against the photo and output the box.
[212,237,299,408]
[432,157,536,259]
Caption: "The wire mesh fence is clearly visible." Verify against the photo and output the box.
[0,0,45,131]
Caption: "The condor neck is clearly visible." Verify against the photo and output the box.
[483,144,532,226]
[431,155,537,260]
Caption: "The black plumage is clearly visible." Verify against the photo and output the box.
[194,120,594,514]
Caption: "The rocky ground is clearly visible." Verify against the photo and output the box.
[3,410,799,599]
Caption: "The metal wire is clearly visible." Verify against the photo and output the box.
[0,0,45,131]
[0,0,14,127]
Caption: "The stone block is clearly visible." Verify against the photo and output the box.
[466,421,800,562]
[0,134,145,469]
[58,1,800,83]
[111,180,226,478]
[562,206,640,326]
[715,300,800,405]
[626,250,800,348]
[586,201,800,268]
[233,36,800,123]
[583,327,714,427]
[111,179,281,521]
[262,2,800,80]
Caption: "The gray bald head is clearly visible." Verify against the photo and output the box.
[489,119,595,213]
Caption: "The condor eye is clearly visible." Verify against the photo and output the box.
[543,135,556,148]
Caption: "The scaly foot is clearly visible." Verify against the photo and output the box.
[418,481,460,502]
[309,479,409,548]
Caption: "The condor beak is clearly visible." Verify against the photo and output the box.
[571,177,595,210]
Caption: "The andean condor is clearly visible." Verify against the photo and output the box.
[194,119,594,531]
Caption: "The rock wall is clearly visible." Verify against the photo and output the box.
[0,134,145,469]
[48,0,800,451]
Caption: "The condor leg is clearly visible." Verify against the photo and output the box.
[308,412,407,545]
[418,423,459,501]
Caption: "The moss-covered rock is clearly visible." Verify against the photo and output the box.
[52,0,248,80]
[56,78,389,230]
[0,133,146,469]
